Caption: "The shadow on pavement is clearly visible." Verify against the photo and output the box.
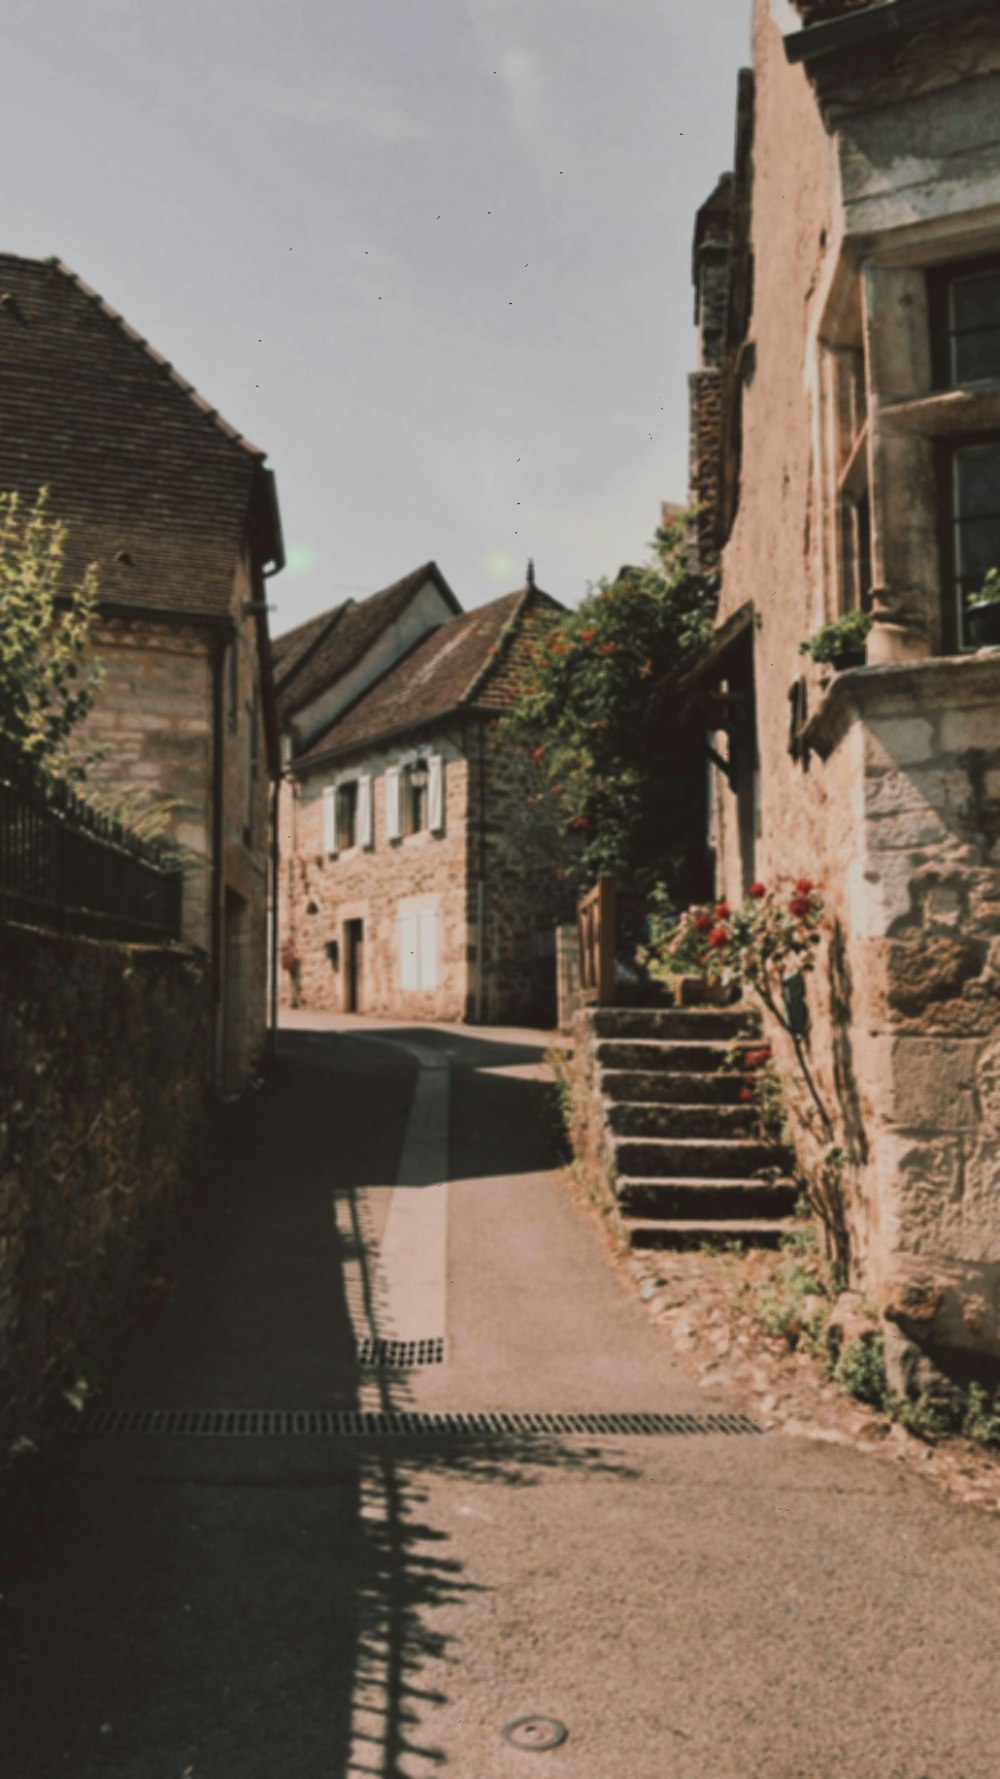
[1,1019,627,1779]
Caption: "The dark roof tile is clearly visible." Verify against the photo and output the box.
[295,583,563,766]
[275,562,460,721]
[0,253,274,619]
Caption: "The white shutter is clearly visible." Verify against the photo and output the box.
[323,784,338,855]
[428,754,445,834]
[399,914,418,989]
[358,774,373,849]
[418,910,439,990]
[385,767,402,842]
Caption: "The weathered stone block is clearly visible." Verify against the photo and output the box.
[885,936,983,1017]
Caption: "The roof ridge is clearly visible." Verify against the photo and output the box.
[290,623,443,762]
[46,257,267,461]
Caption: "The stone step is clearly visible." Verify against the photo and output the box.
[623,1217,796,1252]
[617,1174,799,1220]
[606,1101,753,1140]
[612,1136,787,1180]
[594,1039,751,1075]
[591,1006,760,1043]
[600,1069,748,1105]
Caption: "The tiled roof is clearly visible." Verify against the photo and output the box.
[294,582,564,766]
[275,562,461,722]
[793,0,889,21]
[272,603,349,689]
[0,254,279,620]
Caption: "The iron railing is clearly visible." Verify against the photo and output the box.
[0,745,183,944]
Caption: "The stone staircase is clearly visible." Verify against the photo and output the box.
[589,1005,798,1250]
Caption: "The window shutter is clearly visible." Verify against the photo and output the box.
[323,784,338,855]
[428,755,445,834]
[386,767,402,842]
[399,914,418,989]
[358,774,373,849]
[418,909,439,990]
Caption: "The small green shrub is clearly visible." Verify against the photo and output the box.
[799,609,873,665]
[753,1224,832,1351]
[834,1335,890,1409]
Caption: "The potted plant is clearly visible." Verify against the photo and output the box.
[800,609,873,672]
[964,569,1000,650]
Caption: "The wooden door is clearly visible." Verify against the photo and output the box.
[345,919,364,1013]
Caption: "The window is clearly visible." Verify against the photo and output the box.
[334,781,358,850]
[930,257,1000,390]
[405,762,428,835]
[939,436,1000,651]
[834,337,871,615]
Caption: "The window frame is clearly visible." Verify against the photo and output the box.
[935,428,1000,654]
[928,253,1000,393]
[335,779,359,851]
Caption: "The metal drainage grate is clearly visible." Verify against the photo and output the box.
[355,1337,446,1368]
[70,1407,763,1439]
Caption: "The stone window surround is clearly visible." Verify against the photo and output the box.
[815,222,1000,666]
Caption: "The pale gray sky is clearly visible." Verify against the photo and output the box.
[5,0,753,629]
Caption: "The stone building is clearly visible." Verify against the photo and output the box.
[0,254,283,1091]
[277,571,565,1024]
[675,0,1000,1375]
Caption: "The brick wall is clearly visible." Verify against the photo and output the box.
[0,923,209,1439]
[280,729,471,1020]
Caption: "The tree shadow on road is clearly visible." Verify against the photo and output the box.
[1,1028,633,1779]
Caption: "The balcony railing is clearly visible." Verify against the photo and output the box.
[0,745,183,944]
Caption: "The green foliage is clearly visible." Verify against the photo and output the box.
[0,489,103,778]
[834,1334,890,1408]
[962,1383,1000,1447]
[970,566,1000,608]
[502,517,716,896]
[799,608,873,665]
[754,1223,832,1352]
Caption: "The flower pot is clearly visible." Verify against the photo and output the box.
[830,644,867,672]
[965,601,1000,650]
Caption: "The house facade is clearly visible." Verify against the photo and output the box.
[0,254,283,1091]
[277,574,565,1025]
[680,0,1000,1375]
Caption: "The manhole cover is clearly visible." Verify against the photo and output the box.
[502,1716,568,1753]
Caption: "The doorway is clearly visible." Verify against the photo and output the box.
[344,918,365,1013]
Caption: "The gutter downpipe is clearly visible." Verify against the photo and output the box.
[210,627,228,1090]
[476,718,487,1025]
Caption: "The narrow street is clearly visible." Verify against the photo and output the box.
[5,1016,1000,1779]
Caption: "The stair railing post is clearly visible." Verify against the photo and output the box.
[597,874,617,1007]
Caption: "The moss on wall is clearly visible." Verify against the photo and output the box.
[0,923,209,1438]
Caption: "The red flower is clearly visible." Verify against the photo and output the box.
[693,912,714,934]
[570,814,591,830]
[740,1086,753,1102]
[599,642,616,657]
[795,878,814,895]
[789,896,813,919]
[551,783,564,795]
[749,882,767,899]
[743,1047,772,1069]
[550,641,568,656]
[714,902,731,921]
[580,627,597,644]
[639,659,653,678]
[707,926,729,949]
[533,746,545,762]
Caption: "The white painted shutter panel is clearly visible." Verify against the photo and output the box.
[428,754,445,834]
[385,767,402,842]
[358,774,373,849]
[399,914,418,989]
[418,910,439,990]
[323,784,338,855]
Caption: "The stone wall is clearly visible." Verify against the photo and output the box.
[76,564,272,1091]
[80,617,214,952]
[280,716,563,1027]
[0,923,209,1438]
[468,721,564,1027]
[702,0,1000,1365]
[280,728,471,1020]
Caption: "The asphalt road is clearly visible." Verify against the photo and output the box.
[4,1013,1000,1779]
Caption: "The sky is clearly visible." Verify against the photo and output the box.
[4,0,755,633]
